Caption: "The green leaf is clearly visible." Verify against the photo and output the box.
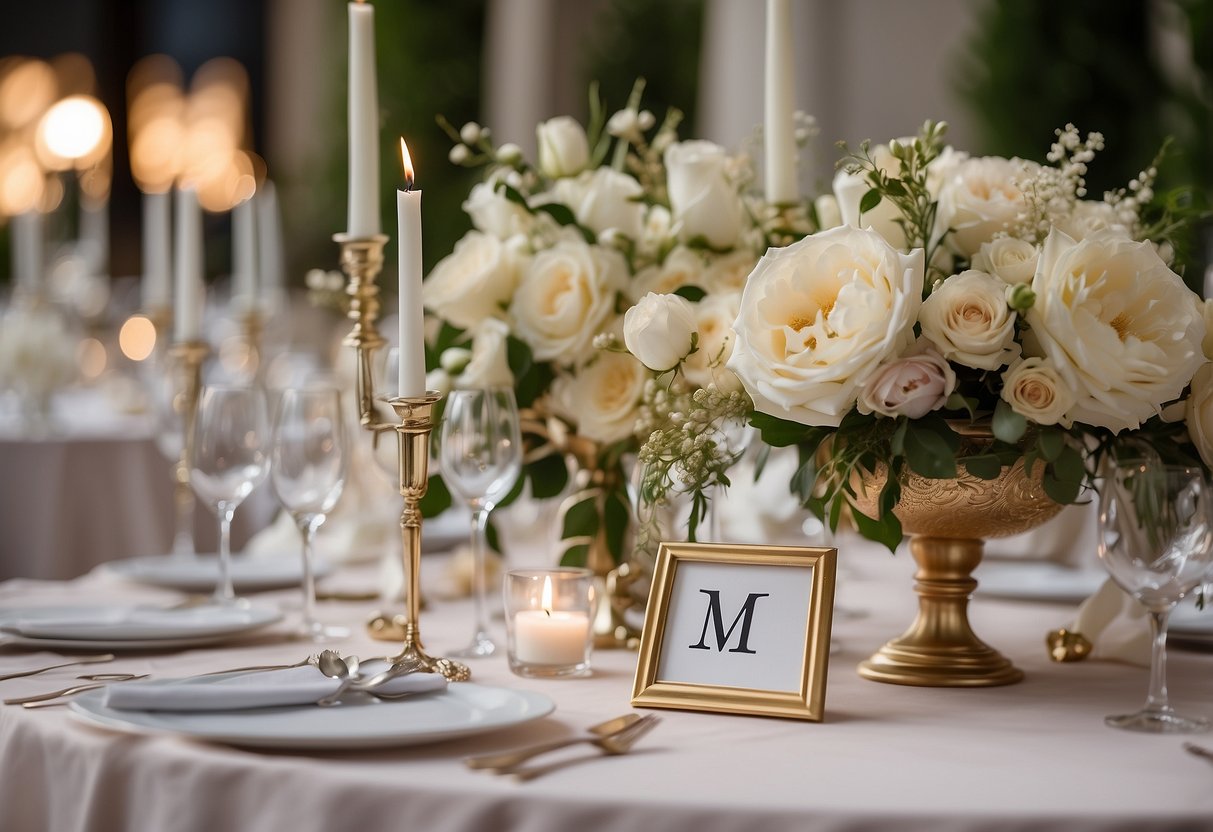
[1053,444,1086,484]
[419,474,452,518]
[506,335,534,380]
[992,399,1027,444]
[878,477,901,516]
[485,517,501,553]
[750,411,812,448]
[510,337,555,409]
[673,285,707,303]
[963,454,1003,480]
[497,181,530,208]
[903,421,958,479]
[496,470,526,508]
[560,544,589,567]
[561,496,600,542]
[791,454,818,504]
[1042,473,1082,505]
[534,201,577,226]
[527,452,569,499]
[752,444,772,481]
[890,418,908,455]
[944,393,979,420]
[1037,428,1065,463]
[850,504,903,552]
[604,489,630,563]
[859,188,882,215]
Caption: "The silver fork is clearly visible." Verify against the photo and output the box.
[5,675,151,707]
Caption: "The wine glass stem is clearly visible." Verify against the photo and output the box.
[1144,609,1173,713]
[470,504,491,642]
[214,503,237,604]
[172,480,195,555]
[297,515,319,632]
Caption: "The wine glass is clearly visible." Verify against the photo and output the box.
[147,351,194,555]
[1097,458,1213,733]
[270,387,350,640]
[440,387,523,657]
[190,385,270,605]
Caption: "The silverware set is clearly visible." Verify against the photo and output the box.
[463,713,661,780]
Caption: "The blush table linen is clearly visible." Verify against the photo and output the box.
[1,538,1211,832]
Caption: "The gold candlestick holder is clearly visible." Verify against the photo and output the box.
[334,233,468,681]
[168,340,208,553]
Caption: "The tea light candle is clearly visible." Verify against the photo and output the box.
[512,576,591,666]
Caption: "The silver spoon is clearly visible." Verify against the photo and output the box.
[315,651,359,707]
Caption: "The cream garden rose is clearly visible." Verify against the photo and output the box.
[727,225,925,427]
[463,176,531,239]
[702,250,759,295]
[1185,363,1213,468]
[919,269,1019,370]
[456,318,514,389]
[536,116,589,179]
[423,231,524,330]
[665,140,744,249]
[509,239,627,361]
[971,237,1039,285]
[936,156,1035,258]
[630,246,706,299]
[551,168,645,241]
[623,292,697,372]
[1027,229,1206,432]
[858,342,955,419]
[1000,357,1075,427]
[550,351,647,444]
[683,291,742,391]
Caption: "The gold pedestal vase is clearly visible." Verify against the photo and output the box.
[853,431,1063,687]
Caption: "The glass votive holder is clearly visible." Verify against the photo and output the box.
[504,567,594,678]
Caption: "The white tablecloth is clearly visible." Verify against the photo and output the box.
[1,539,1211,832]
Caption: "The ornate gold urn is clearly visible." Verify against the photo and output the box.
[853,428,1063,687]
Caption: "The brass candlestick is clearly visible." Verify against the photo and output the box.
[335,233,467,681]
[385,393,469,682]
[168,340,208,554]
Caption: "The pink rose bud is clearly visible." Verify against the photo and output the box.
[859,346,957,419]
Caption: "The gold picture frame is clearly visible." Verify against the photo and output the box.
[631,541,836,721]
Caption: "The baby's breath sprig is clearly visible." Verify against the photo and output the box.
[1013,123,1105,242]
[634,379,752,552]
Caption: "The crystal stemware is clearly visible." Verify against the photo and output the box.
[270,387,350,640]
[440,387,523,657]
[190,384,270,605]
[1097,458,1213,733]
[148,351,195,555]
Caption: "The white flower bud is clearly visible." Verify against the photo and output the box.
[448,145,470,165]
[439,347,472,374]
[496,142,523,165]
[460,122,481,145]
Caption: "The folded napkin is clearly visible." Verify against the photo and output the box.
[104,660,448,712]
[1052,578,1151,666]
[5,605,255,639]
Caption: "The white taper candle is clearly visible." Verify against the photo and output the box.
[173,187,204,342]
[347,1,381,237]
[141,190,172,310]
[764,0,798,205]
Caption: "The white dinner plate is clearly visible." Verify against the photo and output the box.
[974,562,1106,604]
[0,604,282,646]
[100,554,333,593]
[68,681,555,749]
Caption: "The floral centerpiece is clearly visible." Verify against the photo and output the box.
[419,83,816,566]
[641,120,1209,552]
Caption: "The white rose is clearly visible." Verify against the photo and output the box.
[423,231,524,330]
[683,291,743,391]
[1054,200,1134,242]
[1186,363,1213,468]
[623,292,697,372]
[1027,228,1206,432]
[727,225,925,427]
[630,246,706,300]
[920,269,1019,370]
[550,168,645,241]
[638,204,673,259]
[550,351,647,444]
[1000,357,1075,427]
[858,341,956,419]
[665,140,744,249]
[456,318,514,389]
[536,116,589,179]
[937,156,1035,258]
[462,178,531,239]
[971,237,1039,285]
[509,240,627,362]
[702,250,758,296]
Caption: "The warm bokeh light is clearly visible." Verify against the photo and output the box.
[0,58,56,129]
[119,315,157,362]
[50,53,96,99]
[0,142,44,215]
[37,95,111,168]
[400,138,415,189]
[77,337,107,380]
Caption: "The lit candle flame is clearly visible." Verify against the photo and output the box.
[400,138,414,191]
[541,575,553,616]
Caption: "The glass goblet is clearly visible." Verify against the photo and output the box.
[270,387,350,641]
[440,387,523,658]
[190,384,270,605]
[1097,459,1213,733]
